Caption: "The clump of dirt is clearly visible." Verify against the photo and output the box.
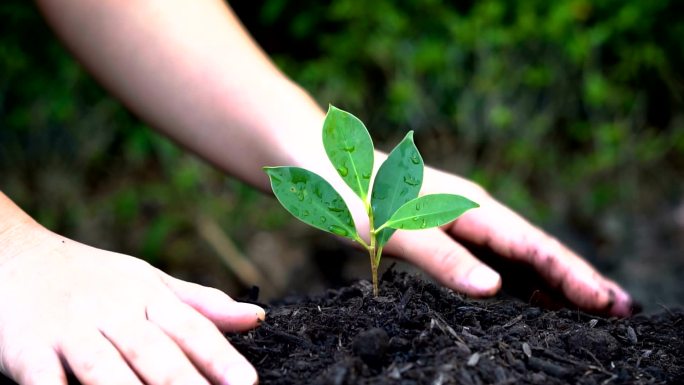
[229,269,683,385]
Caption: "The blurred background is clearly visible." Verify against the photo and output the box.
[0,0,682,311]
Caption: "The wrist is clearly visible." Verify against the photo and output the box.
[0,192,49,266]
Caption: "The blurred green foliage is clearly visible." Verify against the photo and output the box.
[1,1,683,290]
[236,0,684,225]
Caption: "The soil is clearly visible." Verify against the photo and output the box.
[1,269,681,385]
[228,268,684,385]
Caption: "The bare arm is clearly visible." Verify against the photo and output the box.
[35,0,326,189]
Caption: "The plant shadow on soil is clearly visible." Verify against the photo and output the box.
[1,268,682,385]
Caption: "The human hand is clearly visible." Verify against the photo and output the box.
[0,223,264,385]
[381,166,633,317]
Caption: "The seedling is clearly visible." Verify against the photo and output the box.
[264,105,479,296]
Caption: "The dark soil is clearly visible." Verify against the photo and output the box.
[1,270,681,385]
[228,269,684,385]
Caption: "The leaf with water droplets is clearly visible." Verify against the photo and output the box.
[323,105,374,200]
[264,166,358,241]
[384,194,479,230]
[371,131,423,247]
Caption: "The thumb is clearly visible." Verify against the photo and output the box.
[158,272,265,332]
[385,228,502,297]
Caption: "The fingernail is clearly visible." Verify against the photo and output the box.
[237,303,266,322]
[611,288,635,317]
[467,265,501,294]
[255,307,266,322]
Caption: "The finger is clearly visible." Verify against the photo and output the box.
[2,341,66,385]
[100,319,209,385]
[146,300,258,385]
[59,326,142,385]
[159,273,265,332]
[385,228,501,297]
[450,199,633,316]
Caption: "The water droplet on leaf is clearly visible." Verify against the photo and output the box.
[421,219,427,228]
[362,172,371,180]
[302,210,310,217]
[415,202,421,210]
[342,144,355,153]
[320,217,327,223]
[337,166,349,177]
[410,152,420,165]
[328,225,349,237]
[403,176,420,186]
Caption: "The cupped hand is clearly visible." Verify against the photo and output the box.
[382,166,633,317]
[0,224,264,385]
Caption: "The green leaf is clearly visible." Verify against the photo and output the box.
[384,194,479,230]
[264,166,358,241]
[370,131,423,247]
[322,105,374,200]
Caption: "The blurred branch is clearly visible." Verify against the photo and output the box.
[196,214,277,297]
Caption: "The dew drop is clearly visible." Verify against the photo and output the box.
[313,186,323,198]
[421,219,427,228]
[399,187,409,197]
[337,166,349,177]
[410,152,420,165]
[415,202,422,210]
[362,172,371,180]
[342,144,356,153]
[403,176,420,186]
[328,225,349,237]
[320,216,327,223]
[328,206,344,212]
[302,210,310,217]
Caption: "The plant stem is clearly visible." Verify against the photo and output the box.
[365,200,379,296]
[369,239,378,297]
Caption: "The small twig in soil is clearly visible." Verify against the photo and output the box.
[527,356,570,378]
[656,302,675,317]
[581,347,606,372]
[260,324,314,349]
[600,374,618,385]
[502,314,523,328]
[538,348,583,367]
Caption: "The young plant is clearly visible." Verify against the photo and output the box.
[264,105,479,296]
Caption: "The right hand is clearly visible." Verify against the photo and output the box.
[0,222,264,385]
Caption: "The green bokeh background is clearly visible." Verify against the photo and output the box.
[1,1,682,308]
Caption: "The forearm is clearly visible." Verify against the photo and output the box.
[35,0,327,190]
